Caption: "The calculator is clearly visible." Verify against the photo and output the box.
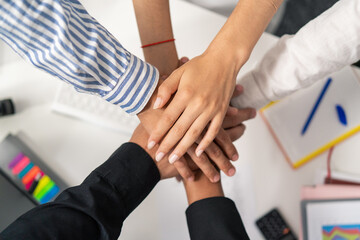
[256,208,297,240]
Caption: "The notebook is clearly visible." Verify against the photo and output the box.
[260,66,360,168]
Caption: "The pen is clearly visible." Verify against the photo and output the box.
[301,78,332,135]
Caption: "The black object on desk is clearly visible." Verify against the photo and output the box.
[256,208,297,240]
[0,99,15,117]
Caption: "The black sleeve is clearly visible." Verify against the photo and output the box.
[186,197,250,240]
[0,143,160,240]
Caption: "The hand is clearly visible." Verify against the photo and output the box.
[138,96,239,182]
[130,124,186,179]
[131,123,226,180]
[223,85,256,142]
[139,58,242,182]
[148,50,243,165]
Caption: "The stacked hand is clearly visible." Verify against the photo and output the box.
[137,79,255,181]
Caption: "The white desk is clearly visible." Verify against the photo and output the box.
[1,0,360,239]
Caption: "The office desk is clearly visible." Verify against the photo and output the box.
[1,0,360,239]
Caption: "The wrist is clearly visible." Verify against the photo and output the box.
[206,39,250,74]
[183,172,224,205]
[143,42,179,75]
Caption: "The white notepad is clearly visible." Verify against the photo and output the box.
[260,66,360,168]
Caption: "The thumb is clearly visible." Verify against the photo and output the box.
[154,68,184,109]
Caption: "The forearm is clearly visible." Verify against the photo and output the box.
[207,0,283,70]
[133,0,178,75]
[231,0,360,109]
[0,0,158,115]
[0,143,160,240]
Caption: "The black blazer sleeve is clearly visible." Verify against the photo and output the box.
[186,197,250,240]
[0,143,160,240]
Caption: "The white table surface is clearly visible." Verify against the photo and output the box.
[1,0,360,239]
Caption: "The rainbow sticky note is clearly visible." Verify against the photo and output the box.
[22,166,43,190]
[33,175,51,197]
[12,156,30,175]
[34,180,55,202]
[18,162,34,179]
[39,185,59,204]
[8,152,24,169]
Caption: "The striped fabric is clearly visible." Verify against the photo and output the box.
[0,0,159,114]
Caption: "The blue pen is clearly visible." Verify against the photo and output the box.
[301,78,332,135]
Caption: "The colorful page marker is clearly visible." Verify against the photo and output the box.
[33,175,51,197]
[28,173,43,194]
[8,153,24,169]
[22,166,42,189]
[34,180,55,201]
[301,78,332,135]
[18,162,34,179]
[40,185,59,204]
[336,104,347,126]
[12,156,30,175]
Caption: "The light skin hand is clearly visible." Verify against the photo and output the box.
[146,0,282,165]
[133,0,263,182]
[149,51,241,167]
[138,86,239,183]
[139,83,256,182]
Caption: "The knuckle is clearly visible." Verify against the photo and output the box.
[189,128,201,138]
[162,114,176,124]
[205,168,217,179]
[181,87,193,99]
[196,154,208,165]
[211,147,223,159]
[172,126,185,137]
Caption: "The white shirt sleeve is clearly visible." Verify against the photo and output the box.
[231,0,360,110]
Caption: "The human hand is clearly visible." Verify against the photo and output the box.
[223,84,256,142]
[130,123,238,180]
[147,48,248,165]
[138,98,239,182]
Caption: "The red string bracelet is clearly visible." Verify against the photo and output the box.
[141,38,175,48]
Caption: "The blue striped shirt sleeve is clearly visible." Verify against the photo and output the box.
[0,0,159,115]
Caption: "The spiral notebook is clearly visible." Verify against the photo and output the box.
[260,66,360,168]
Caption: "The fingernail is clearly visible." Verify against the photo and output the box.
[232,154,239,161]
[251,109,257,118]
[187,176,194,182]
[147,141,156,150]
[181,57,188,63]
[228,168,236,176]
[156,152,165,162]
[153,97,162,109]
[169,154,179,164]
[196,149,203,157]
[213,174,220,183]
